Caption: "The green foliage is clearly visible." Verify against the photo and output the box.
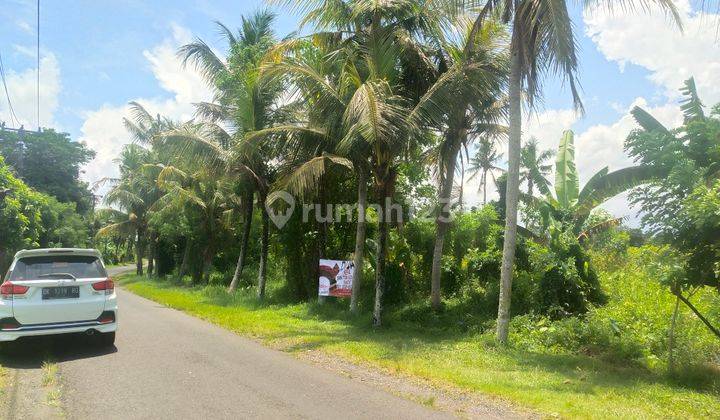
[533,130,656,238]
[0,156,89,270]
[532,231,606,318]
[511,245,720,379]
[39,196,89,248]
[0,155,44,266]
[554,130,580,207]
[0,128,95,213]
[627,84,720,293]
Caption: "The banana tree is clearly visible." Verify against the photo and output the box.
[532,130,658,240]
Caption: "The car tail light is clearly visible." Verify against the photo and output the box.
[1,282,29,298]
[92,278,115,295]
[97,311,116,324]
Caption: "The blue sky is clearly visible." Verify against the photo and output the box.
[1,0,718,216]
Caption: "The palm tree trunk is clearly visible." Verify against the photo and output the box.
[135,228,145,276]
[257,202,270,300]
[372,173,396,327]
[459,157,465,211]
[497,41,522,344]
[350,169,368,313]
[153,241,160,277]
[201,243,213,284]
[147,233,155,277]
[482,170,488,204]
[228,194,254,293]
[372,201,389,327]
[178,237,191,279]
[126,237,133,263]
[430,140,461,311]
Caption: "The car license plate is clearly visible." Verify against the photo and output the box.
[42,286,80,300]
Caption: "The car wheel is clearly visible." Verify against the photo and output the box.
[98,331,115,347]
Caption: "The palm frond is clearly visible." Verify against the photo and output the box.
[178,38,227,86]
[276,154,353,198]
[103,187,145,210]
[214,21,238,47]
[95,220,135,239]
[127,101,155,126]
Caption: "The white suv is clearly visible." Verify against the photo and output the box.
[0,248,117,347]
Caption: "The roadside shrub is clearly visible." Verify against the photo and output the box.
[509,245,720,373]
[509,314,645,363]
[533,232,607,318]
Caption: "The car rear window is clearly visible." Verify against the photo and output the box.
[7,255,107,281]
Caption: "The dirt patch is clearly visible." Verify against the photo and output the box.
[295,349,538,419]
[0,356,65,419]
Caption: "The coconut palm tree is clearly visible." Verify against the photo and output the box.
[520,137,553,197]
[251,37,370,310]
[409,17,507,310]
[153,161,237,284]
[97,144,157,275]
[469,0,681,343]
[467,138,504,204]
[178,11,283,296]
[121,101,176,276]
[279,0,463,325]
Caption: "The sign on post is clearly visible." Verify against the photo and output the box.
[318,259,354,297]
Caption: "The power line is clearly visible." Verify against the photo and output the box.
[0,52,21,127]
[36,0,40,131]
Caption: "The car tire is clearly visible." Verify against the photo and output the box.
[98,331,115,347]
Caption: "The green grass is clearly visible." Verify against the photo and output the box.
[0,365,7,403]
[119,274,719,419]
[41,361,59,387]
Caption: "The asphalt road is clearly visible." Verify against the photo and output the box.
[4,266,449,419]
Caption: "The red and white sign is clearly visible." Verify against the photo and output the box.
[318,259,354,297]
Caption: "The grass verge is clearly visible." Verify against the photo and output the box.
[119,274,719,419]
[0,365,7,406]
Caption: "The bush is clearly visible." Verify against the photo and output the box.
[509,245,720,373]
[532,232,607,318]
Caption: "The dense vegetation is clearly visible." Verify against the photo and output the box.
[1,0,718,413]
[0,136,91,268]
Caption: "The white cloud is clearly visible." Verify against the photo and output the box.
[584,0,720,104]
[459,98,685,223]
[523,108,580,154]
[142,24,211,106]
[0,54,61,130]
[80,24,213,190]
[15,19,33,35]
[12,44,35,58]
